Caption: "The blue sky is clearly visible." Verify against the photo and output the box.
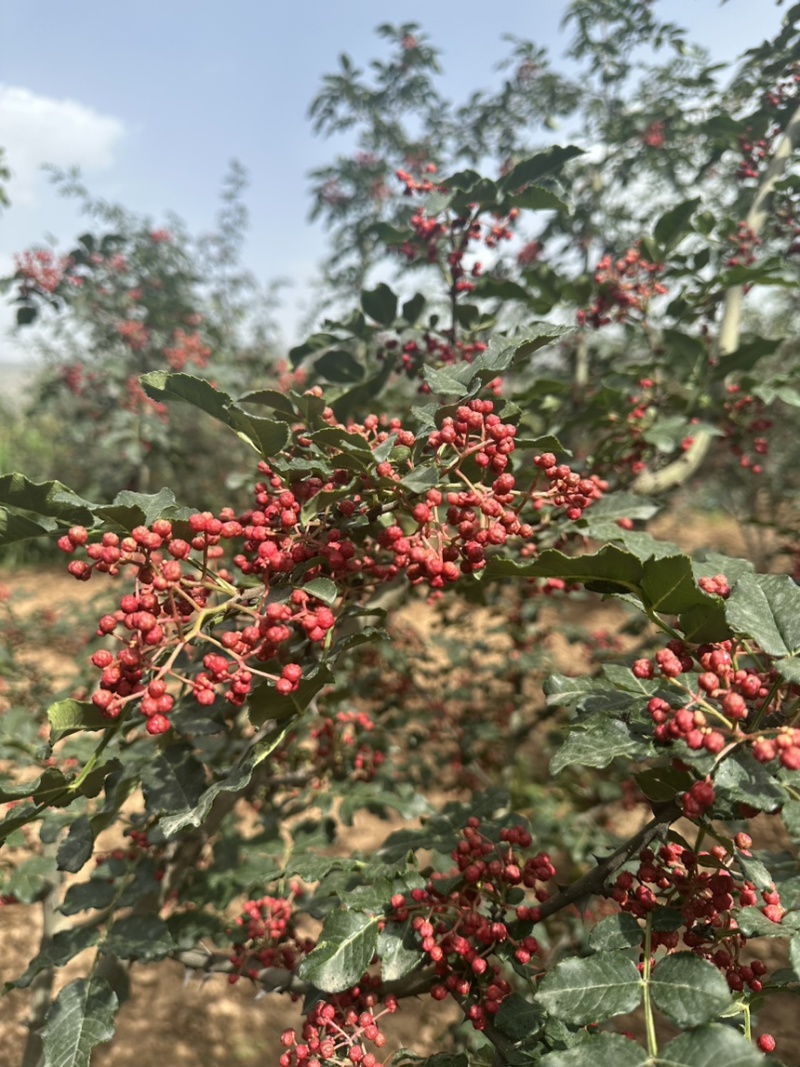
[0,0,785,353]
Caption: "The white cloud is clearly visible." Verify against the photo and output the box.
[0,86,125,204]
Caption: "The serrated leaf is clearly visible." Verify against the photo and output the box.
[550,718,650,774]
[485,544,644,591]
[5,853,58,903]
[736,906,800,936]
[402,293,425,325]
[41,978,117,1067]
[47,700,109,735]
[158,726,291,837]
[140,742,206,818]
[248,664,334,729]
[650,952,732,1028]
[56,817,94,874]
[0,507,56,546]
[636,766,693,803]
[640,554,715,615]
[540,1034,649,1067]
[0,473,94,525]
[140,371,291,457]
[661,1024,774,1066]
[493,993,546,1041]
[377,921,425,981]
[60,880,115,916]
[536,953,641,1023]
[714,750,785,813]
[544,674,595,706]
[499,146,583,193]
[298,910,379,992]
[726,573,800,657]
[8,926,101,990]
[588,913,642,952]
[102,915,175,961]
[303,577,338,606]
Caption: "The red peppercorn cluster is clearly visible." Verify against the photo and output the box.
[309,710,385,782]
[389,819,555,1031]
[640,121,665,148]
[633,634,800,769]
[280,990,398,1067]
[577,247,667,329]
[721,384,771,475]
[610,838,777,990]
[13,248,72,295]
[725,222,761,268]
[228,894,316,984]
[94,827,165,883]
[57,516,320,732]
[56,391,603,732]
[735,134,768,181]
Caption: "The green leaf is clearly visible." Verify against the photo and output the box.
[536,952,641,1024]
[550,717,650,774]
[41,978,117,1067]
[140,742,206,818]
[303,577,339,607]
[544,675,595,706]
[640,554,714,615]
[315,349,364,383]
[0,473,94,525]
[726,573,800,657]
[158,726,291,837]
[654,197,701,251]
[486,544,643,592]
[636,766,693,804]
[47,700,109,735]
[0,508,56,546]
[102,915,175,961]
[140,372,291,458]
[509,185,569,213]
[8,926,100,990]
[499,146,584,193]
[650,952,732,1028]
[587,913,642,952]
[661,1024,774,1066]
[248,663,334,729]
[540,1034,649,1067]
[361,283,397,325]
[377,921,425,981]
[56,817,94,874]
[5,853,58,903]
[297,910,379,992]
[402,293,426,325]
[493,993,546,1041]
[714,750,785,813]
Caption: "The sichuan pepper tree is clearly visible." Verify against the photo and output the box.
[2,163,278,507]
[4,4,800,1067]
